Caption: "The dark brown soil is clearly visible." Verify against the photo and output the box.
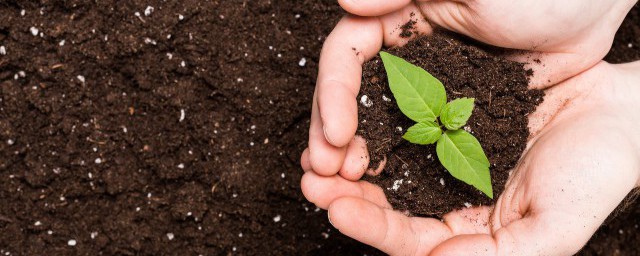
[0,0,377,255]
[0,1,637,255]
[605,3,640,64]
[358,33,544,217]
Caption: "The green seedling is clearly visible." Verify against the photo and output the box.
[379,51,493,198]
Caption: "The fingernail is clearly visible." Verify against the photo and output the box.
[327,210,335,227]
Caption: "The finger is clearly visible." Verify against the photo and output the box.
[300,171,390,209]
[309,94,347,176]
[418,1,474,38]
[338,0,412,17]
[317,15,383,148]
[300,148,312,172]
[366,155,386,176]
[328,197,454,255]
[338,136,370,181]
[378,4,434,47]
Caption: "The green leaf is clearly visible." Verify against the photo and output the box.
[402,121,442,145]
[436,130,493,198]
[441,98,475,130]
[380,51,446,123]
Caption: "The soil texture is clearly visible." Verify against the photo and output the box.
[0,0,377,255]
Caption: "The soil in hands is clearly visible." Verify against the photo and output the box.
[358,32,544,217]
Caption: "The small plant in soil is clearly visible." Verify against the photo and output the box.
[380,52,493,198]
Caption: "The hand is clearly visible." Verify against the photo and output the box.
[301,0,636,180]
[301,61,640,255]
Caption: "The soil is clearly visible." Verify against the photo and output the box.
[0,0,377,255]
[358,32,543,217]
[0,1,637,255]
[605,3,640,64]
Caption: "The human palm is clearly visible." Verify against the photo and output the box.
[301,61,640,255]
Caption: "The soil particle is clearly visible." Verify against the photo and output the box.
[399,19,418,38]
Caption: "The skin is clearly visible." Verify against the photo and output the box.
[301,0,640,255]
[303,61,640,255]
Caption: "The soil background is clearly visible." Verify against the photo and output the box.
[0,1,637,255]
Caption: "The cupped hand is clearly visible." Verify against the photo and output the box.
[301,61,640,255]
[302,0,636,180]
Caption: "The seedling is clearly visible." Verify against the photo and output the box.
[379,52,493,198]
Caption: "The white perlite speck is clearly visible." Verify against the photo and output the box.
[360,95,373,107]
[94,158,102,164]
[391,179,404,191]
[439,178,445,186]
[90,232,98,239]
[273,215,281,223]
[77,75,85,83]
[6,139,14,145]
[144,6,154,16]
[67,239,77,246]
[34,221,42,226]
[629,43,634,48]
[144,37,157,45]
[166,233,175,240]
[179,109,185,122]
[298,58,306,67]
[178,14,184,20]
[464,202,472,208]
[177,163,185,169]
[382,95,391,102]
[0,46,6,55]
[30,27,39,36]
